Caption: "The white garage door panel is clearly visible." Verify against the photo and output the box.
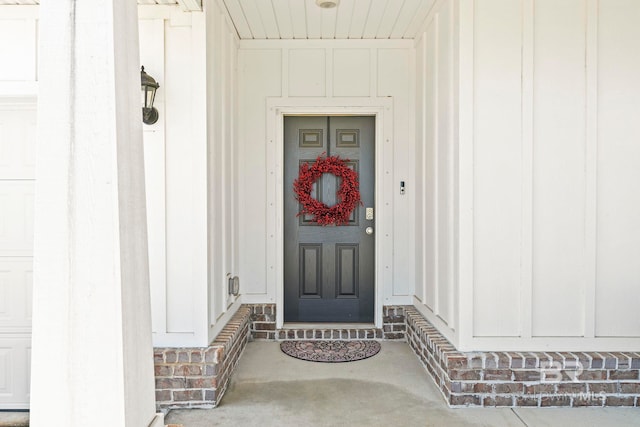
[0,337,30,409]
[0,259,33,331]
[0,104,35,409]
[0,347,12,394]
[0,182,34,257]
[0,110,36,180]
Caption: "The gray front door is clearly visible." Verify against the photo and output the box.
[284,116,375,322]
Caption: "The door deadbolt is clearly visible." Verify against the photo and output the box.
[365,226,374,235]
[366,207,374,220]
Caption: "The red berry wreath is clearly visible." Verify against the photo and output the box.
[293,154,361,226]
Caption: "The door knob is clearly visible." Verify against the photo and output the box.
[365,226,374,235]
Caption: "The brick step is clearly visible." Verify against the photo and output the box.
[274,327,385,340]
[247,304,408,341]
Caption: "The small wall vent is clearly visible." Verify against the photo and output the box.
[228,276,240,296]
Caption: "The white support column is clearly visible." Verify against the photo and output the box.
[31,1,162,426]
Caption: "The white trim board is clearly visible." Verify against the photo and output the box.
[266,97,394,330]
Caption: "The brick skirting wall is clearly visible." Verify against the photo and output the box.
[154,303,640,409]
[405,307,640,407]
[153,306,251,410]
[153,304,405,410]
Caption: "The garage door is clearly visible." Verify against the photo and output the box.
[0,105,36,409]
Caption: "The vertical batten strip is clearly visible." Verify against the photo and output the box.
[584,0,598,339]
[230,31,239,279]
[520,0,534,339]
[282,48,289,97]
[370,48,378,97]
[456,0,473,349]
[264,48,281,307]
[447,0,456,329]
[432,10,440,318]
[140,18,168,336]
[211,9,224,322]
[417,32,429,304]
[220,10,230,315]
[416,34,427,304]
[326,47,333,96]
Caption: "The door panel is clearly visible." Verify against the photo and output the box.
[284,116,375,322]
[0,107,35,409]
[0,110,36,180]
[0,182,35,257]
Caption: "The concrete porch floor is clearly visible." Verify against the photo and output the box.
[165,342,640,426]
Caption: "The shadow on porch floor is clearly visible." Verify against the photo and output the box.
[164,341,640,427]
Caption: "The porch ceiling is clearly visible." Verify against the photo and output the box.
[0,0,437,40]
[222,0,436,40]
[0,0,181,4]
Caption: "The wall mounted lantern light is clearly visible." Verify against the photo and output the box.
[141,66,160,125]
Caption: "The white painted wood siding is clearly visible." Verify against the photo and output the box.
[595,0,640,338]
[413,0,458,345]
[472,0,523,338]
[206,1,242,342]
[139,12,212,347]
[0,6,238,350]
[3,1,639,353]
[139,4,240,347]
[451,0,640,350]
[238,40,416,309]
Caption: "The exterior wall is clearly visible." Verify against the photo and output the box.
[237,40,416,317]
[139,6,213,347]
[154,306,251,410]
[454,0,640,351]
[0,4,239,351]
[139,2,241,347]
[204,0,241,343]
[406,307,640,408]
[3,0,639,358]
[414,0,459,347]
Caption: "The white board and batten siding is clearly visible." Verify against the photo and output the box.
[2,1,639,380]
[414,0,640,351]
[139,3,241,348]
[139,7,211,348]
[413,0,459,345]
[0,4,240,363]
[237,39,417,319]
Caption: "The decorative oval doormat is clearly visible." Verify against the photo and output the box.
[280,340,381,363]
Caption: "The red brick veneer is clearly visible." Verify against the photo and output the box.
[153,306,251,410]
[405,307,640,407]
[247,304,407,340]
[154,304,639,409]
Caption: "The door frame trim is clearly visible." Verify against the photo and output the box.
[266,97,394,329]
